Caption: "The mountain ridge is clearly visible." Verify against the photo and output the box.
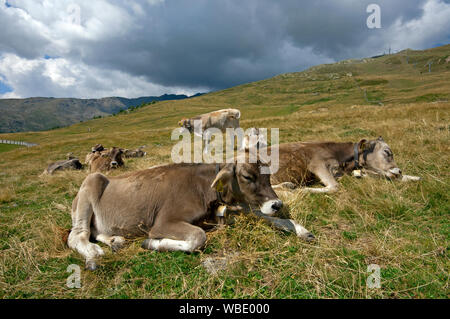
[0,93,203,133]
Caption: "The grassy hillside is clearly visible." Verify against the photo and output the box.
[0,45,448,299]
[0,94,195,133]
[0,144,23,153]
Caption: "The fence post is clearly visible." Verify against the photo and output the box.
[0,139,38,147]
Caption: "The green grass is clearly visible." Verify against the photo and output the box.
[0,143,23,153]
[0,45,449,299]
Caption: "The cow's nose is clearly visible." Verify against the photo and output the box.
[111,161,118,167]
[271,200,283,212]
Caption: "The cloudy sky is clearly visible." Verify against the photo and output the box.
[0,0,449,99]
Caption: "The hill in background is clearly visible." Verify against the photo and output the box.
[0,93,202,133]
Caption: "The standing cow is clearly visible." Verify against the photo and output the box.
[178,109,241,153]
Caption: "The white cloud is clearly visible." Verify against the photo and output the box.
[0,53,206,98]
[385,0,450,50]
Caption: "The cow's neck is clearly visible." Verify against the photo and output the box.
[334,142,365,173]
[204,163,241,206]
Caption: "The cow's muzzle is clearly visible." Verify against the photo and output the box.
[110,161,119,168]
[260,199,283,216]
[388,167,402,178]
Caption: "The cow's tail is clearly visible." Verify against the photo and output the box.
[55,226,71,245]
[62,228,71,245]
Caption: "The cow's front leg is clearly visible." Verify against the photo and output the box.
[68,198,104,270]
[93,233,126,252]
[68,174,109,270]
[401,175,421,182]
[142,221,206,253]
[272,182,297,191]
[303,165,339,193]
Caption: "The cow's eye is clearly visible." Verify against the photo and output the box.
[242,175,254,182]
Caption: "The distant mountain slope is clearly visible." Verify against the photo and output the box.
[0,94,201,133]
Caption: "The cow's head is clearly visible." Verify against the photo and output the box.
[211,162,282,216]
[102,147,124,169]
[228,109,241,120]
[358,137,402,179]
[137,147,147,156]
[91,144,104,153]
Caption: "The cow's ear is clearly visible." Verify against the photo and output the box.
[211,164,234,190]
[358,139,368,152]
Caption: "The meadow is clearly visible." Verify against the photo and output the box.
[0,144,23,154]
[0,45,448,298]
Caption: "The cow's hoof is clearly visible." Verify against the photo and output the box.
[141,239,150,250]
[111,243,122,253]
[110,237,125,253]
[305,232,316,242]
[85,260,97,271]
[282,182,296,190]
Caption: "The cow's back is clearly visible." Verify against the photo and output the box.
[91,164,213,237]
[269,143,321,185]
[46,159,82,175]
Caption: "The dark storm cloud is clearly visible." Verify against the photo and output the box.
[0,0,449,98]
[78,0,438,89]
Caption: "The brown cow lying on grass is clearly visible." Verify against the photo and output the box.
[123,147,147,158]
[85,144,107,164]
[270,137,421,193]
[42,153,83,175]
[86,147,124,172]
[68,161,313,270]
[86,144,145,163]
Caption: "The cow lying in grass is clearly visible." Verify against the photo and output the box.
[270,137,421,193]
[123,147,147,158]
[86,147,124,172]
[68,161,313,270]
[42,153,83,175]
